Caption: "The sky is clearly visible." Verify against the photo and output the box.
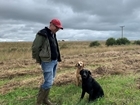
[0,0,140,42]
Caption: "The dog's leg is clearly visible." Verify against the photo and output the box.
[76,76,81,86]
[77,77,80,86]
[80,90,85,100]
[88,90,94,102]
[89,93,94,102]
[76,77,79,86]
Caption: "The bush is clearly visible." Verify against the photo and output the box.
[116,37,130,45]
[133,40,140,45]
[89,41,100,47]
[105,37,116,46]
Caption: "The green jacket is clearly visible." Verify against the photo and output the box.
[32,27,61,64]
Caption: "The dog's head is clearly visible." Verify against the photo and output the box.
[80,69,91,79]
[75,61,84,69]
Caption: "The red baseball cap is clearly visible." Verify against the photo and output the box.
[50,18,63,29]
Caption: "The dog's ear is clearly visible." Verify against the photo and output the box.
[88,71,91,75]
[83,63,84,67]
[75,63,78,67]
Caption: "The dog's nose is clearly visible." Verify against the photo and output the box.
[83,74,87,78]
[83,76,86,78]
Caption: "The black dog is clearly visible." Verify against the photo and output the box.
[80,69,104,102]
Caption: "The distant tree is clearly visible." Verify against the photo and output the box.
[106,37,116,46]
[89,41,100,47]
[116,37,130,45]
[133,40,140,45]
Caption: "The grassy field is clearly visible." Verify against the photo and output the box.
[0,41,140,105]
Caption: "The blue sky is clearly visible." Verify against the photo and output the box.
[0,0,140,42]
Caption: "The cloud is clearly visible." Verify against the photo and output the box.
[0,0,140,42]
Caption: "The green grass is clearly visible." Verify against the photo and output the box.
[0,74,139,105]
[0,79,9,86]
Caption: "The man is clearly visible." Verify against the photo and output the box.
[32,18,63,105]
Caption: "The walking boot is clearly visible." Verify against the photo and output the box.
[36,87,46,105]
[43,89,56,105]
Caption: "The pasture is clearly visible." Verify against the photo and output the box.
[0,41,140,105]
